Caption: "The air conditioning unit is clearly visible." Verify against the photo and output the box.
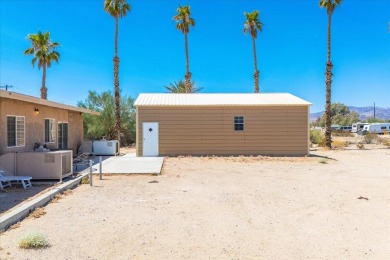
[16,151,73,181]
[93,140,119,156]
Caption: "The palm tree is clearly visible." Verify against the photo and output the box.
[320,0,342,148]
[173,5,195,93]
[104,0,131,147]
[244,10,263,93]
[24,31,60,99]
[165,80,202,93]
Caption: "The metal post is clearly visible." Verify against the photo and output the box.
[89,160,93,186]
[99,156,102,180]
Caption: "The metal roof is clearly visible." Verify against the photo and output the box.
[134,93,312,106]
[0,90,100,115]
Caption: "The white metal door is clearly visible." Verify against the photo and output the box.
[143,122,159,156]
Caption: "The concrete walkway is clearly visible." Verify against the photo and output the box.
[85,153,164,174]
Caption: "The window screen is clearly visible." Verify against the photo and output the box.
[45,119,56,142]
[7,116,25,147]
[234,116,244,131]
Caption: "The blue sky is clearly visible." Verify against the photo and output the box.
[0,0,389,112]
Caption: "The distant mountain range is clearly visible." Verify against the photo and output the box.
[310,106,390,122]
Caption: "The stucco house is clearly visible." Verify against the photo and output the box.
[135,93,311,156]
[0,90,98,178]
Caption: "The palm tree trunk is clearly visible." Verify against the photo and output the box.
[115,16,118,56]
[114,16,121,150]
[41,64,47,99]
[324,13,333,148]
[252,35,259,93]
[184,32,192,93]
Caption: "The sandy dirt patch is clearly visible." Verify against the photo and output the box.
[0,148,389,259]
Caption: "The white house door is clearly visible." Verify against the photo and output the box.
[143,122,159,156]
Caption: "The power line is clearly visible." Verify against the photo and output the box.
[0,85,13,90]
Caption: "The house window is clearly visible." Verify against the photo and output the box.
[58,122,68,149]
[7,116,25,147]
[234,116,244,131]
[45,119,56,143]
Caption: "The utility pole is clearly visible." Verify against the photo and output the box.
[0,85,13,90]
[373,102,376,123]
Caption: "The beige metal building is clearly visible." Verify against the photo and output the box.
[135,93,311,156]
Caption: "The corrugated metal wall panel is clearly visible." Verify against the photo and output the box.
[137,106,309,156]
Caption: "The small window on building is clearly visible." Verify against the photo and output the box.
[234,116,244,131]
[7,116,25,147]
[380,126,386,130]
[45,119,56,143]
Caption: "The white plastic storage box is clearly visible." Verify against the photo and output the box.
[93,140,119,156]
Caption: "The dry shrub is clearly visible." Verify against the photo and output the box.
[51,190,72,203]
[357,143,365,149]
[332,130,354,137]
[9,222,21,230]
[28,208,46,219]
[364,133,378,144]
[19,232,49,249]
[62,190,73,196]
[318,137,327,147]
[51,194,63,203]
[380,138,390,147]
[332,140,348,149]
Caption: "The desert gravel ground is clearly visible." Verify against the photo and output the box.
[0,147,389,259]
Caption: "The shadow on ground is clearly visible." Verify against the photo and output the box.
[1,154,122,216]
[308,153,337,161]
[0,184,50,214]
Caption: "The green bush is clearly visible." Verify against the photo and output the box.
[19,232,49,249]
[78,91,136,146]
[81,176,90,184]
[319,159,328,164]
[310,130,325,145]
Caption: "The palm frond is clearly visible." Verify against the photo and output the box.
[243,10,263,39]
[165,80,202,93]
[24,31,60,68]
[319,0,342,15]
[173,5,195,34]
[104,0,131,18]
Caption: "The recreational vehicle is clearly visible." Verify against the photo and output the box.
[362,123,390,134]
[352,122,369,133]
[340,126,352,132]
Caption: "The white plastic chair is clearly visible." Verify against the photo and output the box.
[0,170,32,190]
